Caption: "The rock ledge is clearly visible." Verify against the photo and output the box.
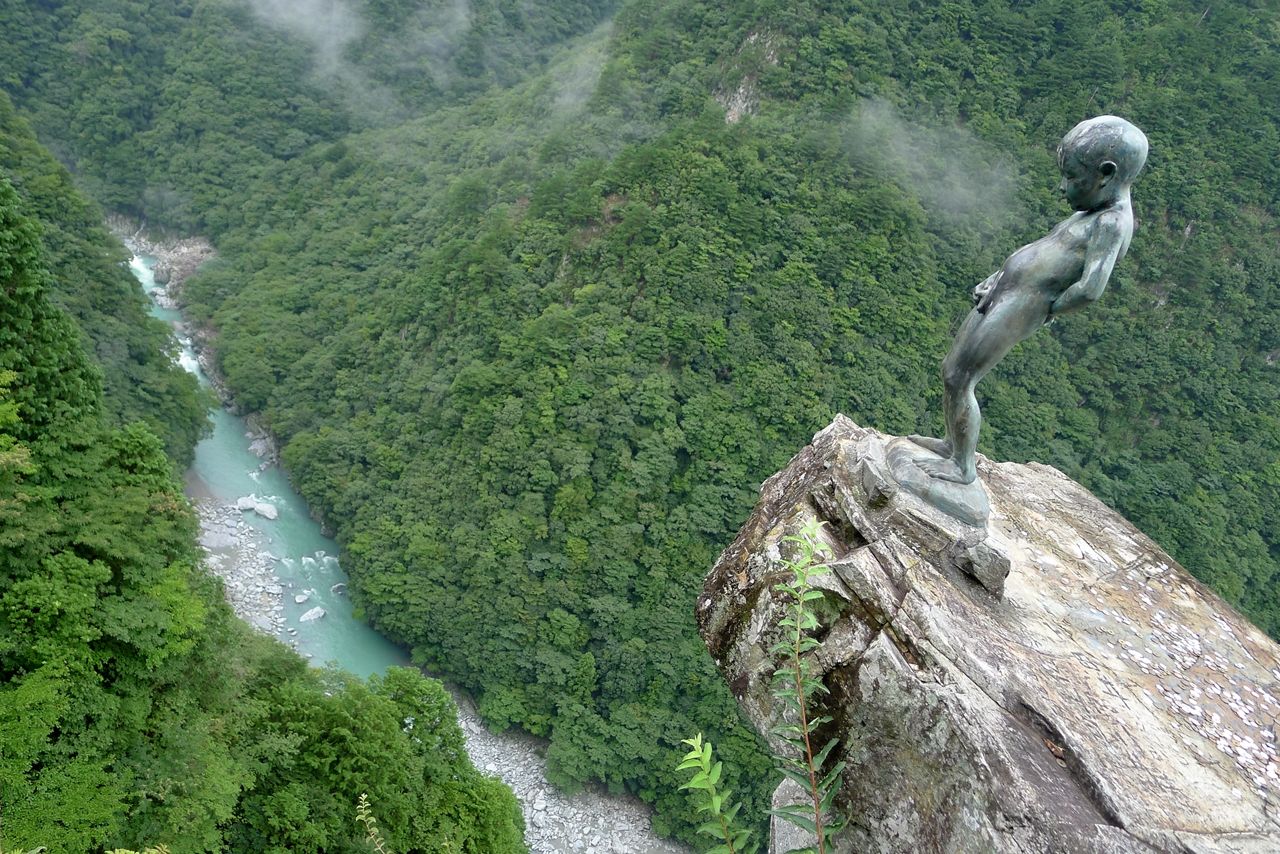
[698,416,1280,853]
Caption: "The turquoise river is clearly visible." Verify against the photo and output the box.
[133,253,408,675]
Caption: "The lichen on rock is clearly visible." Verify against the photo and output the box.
[698,416,1280,853]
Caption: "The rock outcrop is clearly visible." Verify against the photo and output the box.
[115,224,215,294]
[698,416,1280,853]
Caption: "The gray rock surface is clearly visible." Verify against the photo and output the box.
[449,689,691,854]
[698,416,1280,854]
[191,498,286,636]
[244,415,280,466]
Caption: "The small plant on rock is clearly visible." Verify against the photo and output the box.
[768,518,845,854]
[357,793,391,854]
[676,734,758,854]
[677,518,846,854]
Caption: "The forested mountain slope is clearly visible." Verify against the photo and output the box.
[0,94,207,463]
[0,0,617,232]
[4,0,1278,843]
[0,176,523,851]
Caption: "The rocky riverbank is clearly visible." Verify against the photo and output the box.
[451,688,690,854]
[192,475,690,852]
[110,216,215,297]
[192,495,287,636]
[188,486,327,660]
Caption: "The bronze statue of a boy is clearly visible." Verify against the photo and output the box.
[909,115,1148,485]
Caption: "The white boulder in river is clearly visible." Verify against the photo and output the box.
[235,495,280,520]
[299,606,326,622]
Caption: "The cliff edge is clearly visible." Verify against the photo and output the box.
[698,416,1279,853]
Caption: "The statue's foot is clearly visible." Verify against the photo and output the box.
[907,434,952,456]
[915,456,978,484]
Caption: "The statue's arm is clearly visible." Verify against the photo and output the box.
[1050,217,1125,317]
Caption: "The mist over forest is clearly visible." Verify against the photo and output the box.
[2,0,1278,849]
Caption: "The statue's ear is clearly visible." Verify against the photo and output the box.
[1099,160,1118,180]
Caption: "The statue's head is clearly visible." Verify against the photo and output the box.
[1057,115,1148,211]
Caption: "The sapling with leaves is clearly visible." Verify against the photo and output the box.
[676,734,759,854]
[768,518,846,854]
[356,793,391,854]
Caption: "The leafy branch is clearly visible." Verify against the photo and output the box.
[678,519,846,854]
[767,518,845,854]
[676,734,758,854]
[356,793,390,854]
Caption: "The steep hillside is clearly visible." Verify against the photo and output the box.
[0,168,523,852]
[4,0,1278,842]
[0,93,207,463]
[0,0,617,232]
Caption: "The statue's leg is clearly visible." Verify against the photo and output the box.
[944,377,981,482]
[907,434,952,456]
[917,298,1042,484]
[916,310,995,484]
[917,367,979,484]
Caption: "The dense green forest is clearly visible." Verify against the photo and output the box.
[0,114,523,854]
[4,0,1279,844]
[0,94,207,464]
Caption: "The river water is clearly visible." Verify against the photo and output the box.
[133,255,407,675]
[130,253,689,854]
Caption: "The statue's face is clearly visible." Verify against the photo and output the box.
[1058,151,1115,212]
